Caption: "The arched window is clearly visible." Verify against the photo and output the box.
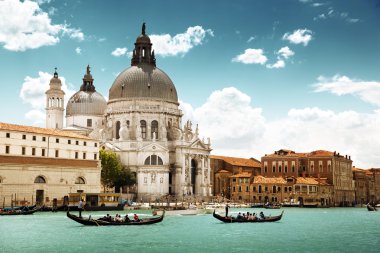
[34,176,46,184]
[258,185,262,193]
[116,121,121,139]
[273,185,277,193]
[75,177,86,184]
[144,155,163,165]
[0,176,2,183]
[140,120,147,139]
[151,120,158,139]
[279,165,282,173]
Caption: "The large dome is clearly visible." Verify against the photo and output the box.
[66,91,107,116]
[108,63,178,103]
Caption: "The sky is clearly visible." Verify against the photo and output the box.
[0,0,380,168]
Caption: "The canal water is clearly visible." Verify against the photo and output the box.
[0,207,379,253]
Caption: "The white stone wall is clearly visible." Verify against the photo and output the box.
[0,130,99,161]
[66,115,103,130]
[0,164,100,206]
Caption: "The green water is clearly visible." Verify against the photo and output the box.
[0,208,379,253]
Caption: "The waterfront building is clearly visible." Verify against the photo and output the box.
[0,122,100,207]
[262,149,355,206]
[211,155,261,199]
[45,24,212,201]
[366,168,380,204]
[352,167,368,205]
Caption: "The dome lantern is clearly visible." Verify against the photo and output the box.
[131,22,156,67]
[80,65,95,92]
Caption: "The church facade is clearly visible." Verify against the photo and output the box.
[53,24,212,201]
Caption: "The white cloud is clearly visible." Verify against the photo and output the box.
[247,36,256,43]
[182,87,380,168]
[111,47,127,57]
[150,26,214,57]
[19,71,76,126]
[75,47,81,55]
[312,2,326,7]
[232,49,268,64]
[0,0,84,51]
[313,75,380,107]
[62,27,84,41]
[282,29,313,46]
[278,46,294,59]
[266,59,285,69]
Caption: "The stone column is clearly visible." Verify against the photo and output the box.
[201,156,206,196]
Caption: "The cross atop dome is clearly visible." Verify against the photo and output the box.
[131,23,156,67]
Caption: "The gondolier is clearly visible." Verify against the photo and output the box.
[78,199,84,218]
[225,204,229,217]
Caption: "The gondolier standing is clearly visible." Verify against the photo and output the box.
[225,204,229,217]
[78,199,84,218]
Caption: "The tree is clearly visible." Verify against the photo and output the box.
[99,149,135,192]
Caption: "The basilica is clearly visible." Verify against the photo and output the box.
[46,24,212,200]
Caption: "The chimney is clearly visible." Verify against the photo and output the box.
[349,156,351,160]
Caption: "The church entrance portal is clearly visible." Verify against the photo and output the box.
[191,159,197,194]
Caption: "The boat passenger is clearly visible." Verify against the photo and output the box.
[260,211,265,219]
[124,214,130,222]
[237,212,242,219]
[134,213,139,222]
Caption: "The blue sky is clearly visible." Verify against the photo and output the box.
[0,0,380,167]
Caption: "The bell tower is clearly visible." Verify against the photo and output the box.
[45,68,65,129]
[131,22,156,67]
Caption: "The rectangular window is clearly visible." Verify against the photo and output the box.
[55,150,59,158]
[94,154,97,160]
[87,119,92,127]
[32,148,35,156]
[56,138,59,143]
[246,186,249,192]
[42,149,45,157]
[233,187,236,192]
[75,152,78,159]
[6,133,10,138]
[68,140,71,144]
[238,186,242,192]
[5,146,10,154]
[22,147,26,155]
[76,141,79,145]
[84,142,87,146]
[42,137,46,142]
[32,136,36,141]
[22,134,26,140]
[95,143,98,147]
[83,153,86,159]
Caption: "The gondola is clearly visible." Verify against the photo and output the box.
[264,204,281,209]
[0,206,40,216]
[213,210,284,223]
[366,204,377,211]
[66,210,165,226]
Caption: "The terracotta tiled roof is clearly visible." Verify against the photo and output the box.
[352,167,366,172]
[307,150,334,157]
[217,169,231,174]
[210,155,261,168]
[253,176,286,184]
[230,172,251,178]
[295,177,320,185]
[264,152,308,158]
[0,122,92,140]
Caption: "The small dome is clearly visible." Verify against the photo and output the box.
[66,91,107,116]
[108,63,178,103]
[136,34,151,43]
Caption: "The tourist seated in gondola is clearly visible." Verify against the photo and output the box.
[260,211,265,219]
[236,212,242,219]
[133,213,140,222]
[115,214,123,223]
[124,214,130,222]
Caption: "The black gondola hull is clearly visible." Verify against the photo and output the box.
[213,210,284,223]
[66,211,165,226]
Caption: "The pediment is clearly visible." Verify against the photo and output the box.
[138,142,168,152]
[189,139,207,150]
